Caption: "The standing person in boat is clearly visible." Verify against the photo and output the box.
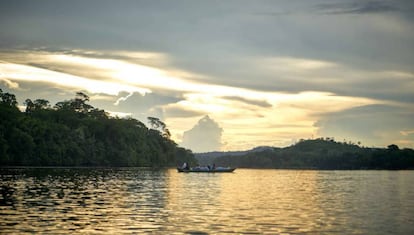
[182,162,190,170]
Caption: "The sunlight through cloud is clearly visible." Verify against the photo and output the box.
[0,49,406,150]
[0,62,150,95]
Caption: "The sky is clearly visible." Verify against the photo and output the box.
[0,0,413,152]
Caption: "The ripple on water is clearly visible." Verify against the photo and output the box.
[1,168,414,234]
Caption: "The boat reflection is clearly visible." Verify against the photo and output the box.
[166,169,321,234]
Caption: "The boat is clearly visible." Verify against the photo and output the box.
[177,166,235,173]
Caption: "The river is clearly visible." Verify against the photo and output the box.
[1,168,413,234]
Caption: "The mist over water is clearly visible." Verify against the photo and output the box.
[1,168,413,234]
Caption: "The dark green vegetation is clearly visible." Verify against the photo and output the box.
[201,139,414,170]
[0,89,196,167]
[2,88,413,169]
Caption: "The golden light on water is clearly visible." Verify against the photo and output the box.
[165,169,327,233]
[1,168,414,234]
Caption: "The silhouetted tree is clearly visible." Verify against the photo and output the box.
[25,98,50,113]
[147,116,171,139]
[388,144,399,151]
[0,90,196,167]
[0,89,18,107]
[213,139,414,170]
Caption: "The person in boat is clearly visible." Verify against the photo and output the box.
[181,162,190,170]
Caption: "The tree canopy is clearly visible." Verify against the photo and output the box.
[211,138,414,170]
[0,89,196,167]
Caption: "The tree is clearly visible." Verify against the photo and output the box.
[24,99,35,113]
[54,100,72,110]
[54,92,93,113]
[147,116,171,139]
[0,90,197,167]
[33,99,50,110]
[25,98,50,113]
[71,92,93,113]
[0,89,18,107]
[89,108,108,119]
[387,144,399,151]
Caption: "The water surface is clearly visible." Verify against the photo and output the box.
[1,168,413,234]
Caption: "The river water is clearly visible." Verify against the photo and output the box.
[1,168,413,234]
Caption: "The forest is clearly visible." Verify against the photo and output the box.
[0,89,196,167]
[1,88,413,169]
[211,139,414,170]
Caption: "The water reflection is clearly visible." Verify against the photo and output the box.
[166,170,322,234]
[166,171,225,233]
[1,168,413,234]
[0,168,169,234]
[314,171,414,235]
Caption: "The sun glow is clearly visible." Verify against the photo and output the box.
[0,49,390,151]
[167,90,377,150]
[0,62,150,95]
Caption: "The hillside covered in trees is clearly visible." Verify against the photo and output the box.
[2,88,413,170]
[0,89,196,167]
[212,139,414,170]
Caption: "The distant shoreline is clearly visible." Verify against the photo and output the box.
[1,166,413,171]
[0,166,162,169]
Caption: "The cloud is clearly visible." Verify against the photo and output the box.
[163,105,204,118]
[0,78,20,89]
[90,91,183,123]
[165,90,379,151]
[114,92,133,106]
[7,49,411,106]
[400,130,414,136]
[1,50,221,96]
[106,110,132,118]
[181,115,223,152]
[264,57,337,70]
[222,96,272,108]
[0,61,150,96]
[5,48,410,150]
[1,1,413,151]
[314,1,398,15]
[258,56,414,104]
[315,104,414,148]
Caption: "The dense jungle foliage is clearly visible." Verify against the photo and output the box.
[213,139,414,170]
[0,89,196,167]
